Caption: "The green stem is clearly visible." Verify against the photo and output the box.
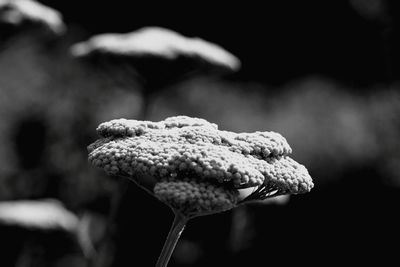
[156,212,188,267]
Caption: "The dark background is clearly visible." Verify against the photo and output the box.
[1,1,400,266]
[41,0,400,85]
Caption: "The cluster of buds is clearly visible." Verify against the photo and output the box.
[88,116,313,217]
[154,177,238,216]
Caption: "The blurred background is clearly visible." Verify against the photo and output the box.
[1,0,400,266]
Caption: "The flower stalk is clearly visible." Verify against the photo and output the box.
[156,211,188,267]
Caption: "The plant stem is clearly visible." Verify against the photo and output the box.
[139,91,152,120]
[156,212,188,267]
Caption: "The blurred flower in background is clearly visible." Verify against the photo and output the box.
[0,0,65,48]
[0,0,65,34]
[70,26,241,119]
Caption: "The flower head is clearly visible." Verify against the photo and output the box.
[71,27,240,73]
[0,0,65,35]
[88,116,313,217]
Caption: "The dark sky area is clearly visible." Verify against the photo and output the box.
[41,1,400,86]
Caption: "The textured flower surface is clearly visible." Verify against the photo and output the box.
[71,26,241,72]
[88,116,313,217]
[0,0,65,35]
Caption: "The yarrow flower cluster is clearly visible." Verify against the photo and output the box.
[88,116,313,217]
[71,27,241,72]
[154,178,238,216]
[0,0,65,35]
[71,28,242,122]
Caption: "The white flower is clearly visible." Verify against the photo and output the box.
[88,116,313,217]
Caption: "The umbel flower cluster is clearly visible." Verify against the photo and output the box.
[71,26,241,72]
[0,0,65,35]
[88,116,313,217]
